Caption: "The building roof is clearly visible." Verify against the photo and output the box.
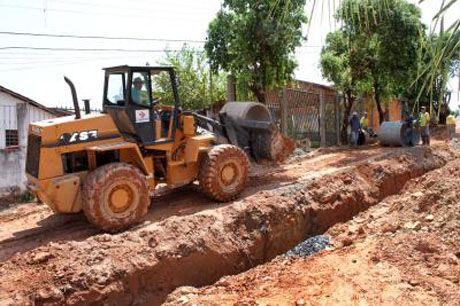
[103,65,174,73]
[0,85,59,116]
[296,80,336,92]
[47,107,74,117]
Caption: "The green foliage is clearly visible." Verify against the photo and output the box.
[336,0,424,123]
[156,45,226,110]
[408,30,460,121]
[320,31,371,95]
[205,0,307,103]
[16,191,35,203]
[320,30,371,143]
[453,107,460,118]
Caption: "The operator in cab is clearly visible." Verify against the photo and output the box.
[131,76,149,106]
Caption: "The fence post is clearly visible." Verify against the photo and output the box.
[227,74,236,102]
[335,94,341,145]
[319,89,326,147]
[281,88,288,135]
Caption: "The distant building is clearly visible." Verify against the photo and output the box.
[47,107,75,117]
[0,86,59,195]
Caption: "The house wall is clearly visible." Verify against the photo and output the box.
[366,98,402,132]
[0,92,55,194]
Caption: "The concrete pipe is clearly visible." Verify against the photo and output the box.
[219,102,274,160]
[220,102,272,126]
[378,121,420,146]
[219,102,293,161]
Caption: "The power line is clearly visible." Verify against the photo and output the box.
[0,46,205,53]
[0,31,322,49]
[0,54,158,72]
[0,53,147,65]
[0,31,205,43]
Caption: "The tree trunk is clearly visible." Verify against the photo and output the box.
[341,91,354,144]
[374,82,385,124]
[250,86,266,103]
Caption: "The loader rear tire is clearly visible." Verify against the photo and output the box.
[82,162,150,232]
[199,144,249,202]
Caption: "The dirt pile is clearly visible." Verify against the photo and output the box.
[166,150,460,305]
[0,145,455,306]
[270,131,296,162]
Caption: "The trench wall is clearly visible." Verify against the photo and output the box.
[0,147,455,306]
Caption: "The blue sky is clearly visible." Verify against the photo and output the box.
[0,0,459,109]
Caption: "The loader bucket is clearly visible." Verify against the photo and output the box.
[219,102,295,162]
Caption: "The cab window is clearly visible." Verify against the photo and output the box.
[151,70,174,105]
[105,73,126,106]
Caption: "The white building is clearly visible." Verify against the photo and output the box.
[0,85,58,195]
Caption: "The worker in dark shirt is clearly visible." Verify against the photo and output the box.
[349,112,360,147]
[404,112,415,146]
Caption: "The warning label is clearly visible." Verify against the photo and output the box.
[135,109,150,123]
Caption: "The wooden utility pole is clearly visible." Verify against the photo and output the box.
[227,74,236,102]
[319,89,326,147]
[281,88,288,135]
[335,94,341,145]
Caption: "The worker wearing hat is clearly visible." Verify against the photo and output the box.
[446,112,456,141]
[131,76,148,105]
[418,106,431,146]
[360,112,368,130]
[349,111,361,147]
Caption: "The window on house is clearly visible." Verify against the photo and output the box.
[5,129,19,147]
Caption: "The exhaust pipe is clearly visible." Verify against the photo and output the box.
[63,76,81,119]
[83,99,91,115]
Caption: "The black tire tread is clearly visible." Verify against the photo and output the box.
[198,144,249,202]
[82,162,149,232]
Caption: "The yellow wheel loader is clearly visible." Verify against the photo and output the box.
[26,66,288,232]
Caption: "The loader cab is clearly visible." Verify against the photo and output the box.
[102,65,180,145]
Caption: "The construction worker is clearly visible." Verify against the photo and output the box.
[349,112,360,147]
[360,112,369,131]
[131,76,150,106]
[404,112,415,146]
[419,106,431,146]
[446,112,456,140]
[360,111,375,138]
[131,77,144,104]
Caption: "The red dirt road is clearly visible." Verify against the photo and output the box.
[166,147,460,306]
[0,143,456,305]
[0,145,394,262]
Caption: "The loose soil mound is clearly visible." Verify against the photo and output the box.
[271,131,296,162]
[0,145,455,306]
[166,150,460,305]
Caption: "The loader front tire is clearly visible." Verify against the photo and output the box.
[199,144,249,202]
[82,162,150,232]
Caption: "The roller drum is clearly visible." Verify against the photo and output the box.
[378,121,420,146]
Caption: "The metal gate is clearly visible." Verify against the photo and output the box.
[267,88,340,147]
[284,89,320,145]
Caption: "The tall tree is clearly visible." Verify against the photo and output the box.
[156,45,227,110]
[205,0,307,103]
[407,29,460,122]
[337,0,424,123]
[320,31,371,143]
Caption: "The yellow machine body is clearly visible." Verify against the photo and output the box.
[26,111,214,213]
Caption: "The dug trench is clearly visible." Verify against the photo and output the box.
[0,145,456,305]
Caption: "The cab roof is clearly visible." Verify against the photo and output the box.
[103,65,174,73]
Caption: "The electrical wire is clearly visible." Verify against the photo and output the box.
[0,46,205,53]
[0,31,205,43]
[0,31,322,49]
